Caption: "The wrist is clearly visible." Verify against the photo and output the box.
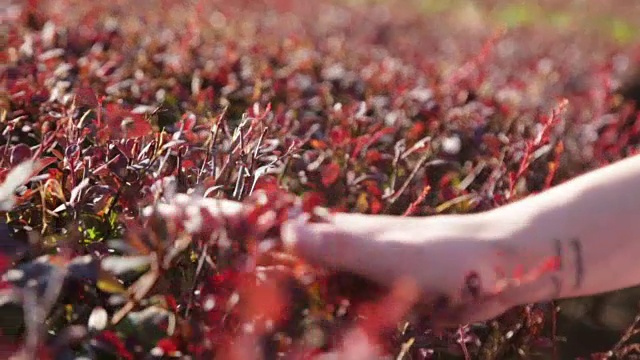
[477,206,562,303]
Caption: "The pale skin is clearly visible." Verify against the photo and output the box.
[280,154,640,326]
[207,154,640,327]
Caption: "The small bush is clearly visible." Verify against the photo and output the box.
[3,0,640,358]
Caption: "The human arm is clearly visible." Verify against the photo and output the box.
[485,153,640,302]
[281,154,640,325]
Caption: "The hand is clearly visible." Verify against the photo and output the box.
[280,211,540,327]
[171,195,550,327]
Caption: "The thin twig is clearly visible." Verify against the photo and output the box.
[185,242,211,317]
[611,312,640,357]
[384,149,431,208]
[22,266,68,359]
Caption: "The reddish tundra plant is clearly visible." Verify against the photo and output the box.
[3,0,640,358]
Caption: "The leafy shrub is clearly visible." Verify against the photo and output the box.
[3,0,640,358]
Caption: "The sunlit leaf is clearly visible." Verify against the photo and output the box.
[102,255,153,275]
[320,162,341,187]
[97,269,127,294]
[0,160,36,211]
[434,193,479,213]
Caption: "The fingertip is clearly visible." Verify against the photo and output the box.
[280,214,384,275]
[280,219,299,254]
[281,214,312,255]
[200,197,245,217]
[281,218,348,269]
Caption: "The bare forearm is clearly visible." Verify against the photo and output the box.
[486,154,640,302]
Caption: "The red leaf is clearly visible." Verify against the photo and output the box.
[10,144,32,166]
[104,104,153,139]
[321,162,341,187]
[157,337,180,354]
[164,295,178,312]
[363,180,382,197]
[122,113,153,138]
[365,149,382,164]
[352,127,395,158]
[482,134,502,156]
[75,86,99,107]
[0,254,10,274]
[369,197,383,214]
[351,135,371,158]
[309,139,327,150]
[329,127,349,146]
[407,121,427,142]
[302,191,327,212]
[177,113,197,132]
[96,331,134,360]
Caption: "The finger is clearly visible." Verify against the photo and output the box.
[148,195,246,218]
[191,196,246,217]
[328,212,429,236]
[281,216,421,286]
[281,218,372,268]
[290,211,427,247]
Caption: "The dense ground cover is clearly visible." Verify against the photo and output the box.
[3,0,640,358]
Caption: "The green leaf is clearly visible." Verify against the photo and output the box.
[97,270,127,294]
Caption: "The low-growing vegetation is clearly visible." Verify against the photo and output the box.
[3,0,640,358]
